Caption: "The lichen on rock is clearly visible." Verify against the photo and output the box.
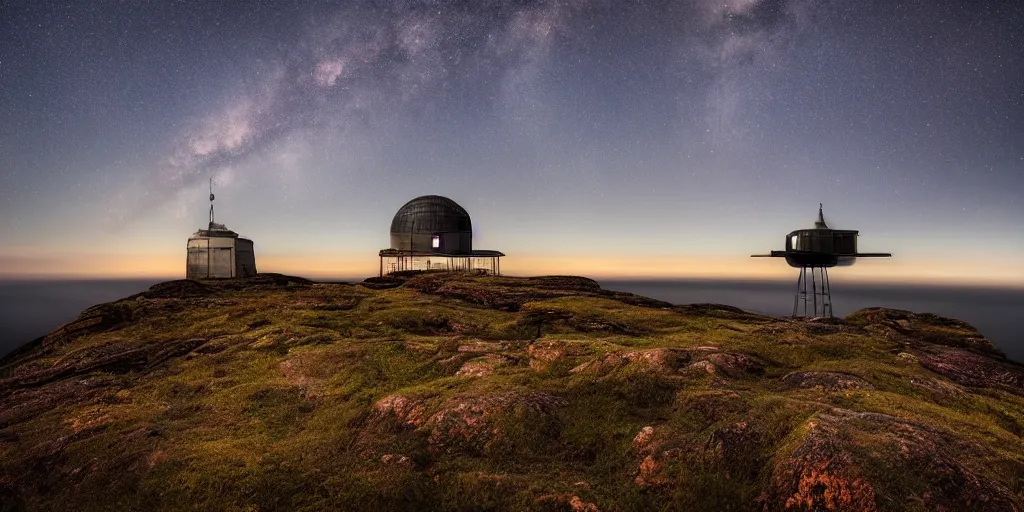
[0,273,1021,511]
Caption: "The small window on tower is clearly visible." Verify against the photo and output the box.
[791,235,799,250]
[432,235,440,248]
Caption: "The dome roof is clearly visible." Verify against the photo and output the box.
[389,195,472,235]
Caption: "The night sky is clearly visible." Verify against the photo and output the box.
[2,0,1022,284]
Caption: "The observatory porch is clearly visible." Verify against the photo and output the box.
[378,249,504,277]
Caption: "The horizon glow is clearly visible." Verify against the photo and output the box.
[1,1,1022,286]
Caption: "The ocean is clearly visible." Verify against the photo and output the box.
[0,279,163,359]
[600,279,1024,363]
[0,278,1021,363]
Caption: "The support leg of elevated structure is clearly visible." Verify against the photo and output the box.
[812,267,818,317]
[792,266,834,318]
[822,266,832,318]
[793,267,803,317]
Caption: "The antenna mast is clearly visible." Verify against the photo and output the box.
[209,177,215,227]
[815,203,829,229]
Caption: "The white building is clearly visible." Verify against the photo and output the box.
[186,223,257,279]
[185,179,257,279]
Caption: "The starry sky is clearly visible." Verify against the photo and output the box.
[1,0,1022,284]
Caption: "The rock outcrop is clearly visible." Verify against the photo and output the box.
[0,273,1021,511]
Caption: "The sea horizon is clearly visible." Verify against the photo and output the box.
[1,276,1021,363]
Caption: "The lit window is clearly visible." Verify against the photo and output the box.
[791,235,799,250]
[432,235,440,248]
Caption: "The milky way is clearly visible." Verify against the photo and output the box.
[1,0,1022,281]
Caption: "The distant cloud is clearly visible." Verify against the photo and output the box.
[188,102,255,158]
[314,59,346,87]
[150,1,602,199]
[691,0,824,145]
[396,16,438,58]
[164,63,287,186]
[122,0,821,221]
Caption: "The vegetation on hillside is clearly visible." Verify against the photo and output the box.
[1,272,1022,511]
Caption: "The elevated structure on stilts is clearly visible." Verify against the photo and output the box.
[752,204,891,317]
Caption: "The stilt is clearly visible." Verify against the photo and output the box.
[812,267,818,317]
[802,267,808,317]
[792,268,803,317]
[822,267,832,317]
[792,265,834,318]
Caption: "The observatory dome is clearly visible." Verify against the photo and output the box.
[389,195,473,254]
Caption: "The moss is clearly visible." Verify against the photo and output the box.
[1,274,1021,510]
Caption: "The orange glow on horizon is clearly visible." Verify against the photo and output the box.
[1,249,1022,289]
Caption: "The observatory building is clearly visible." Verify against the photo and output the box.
[185,180,257,279]
[752,204,890,317]
[378,195,504,276]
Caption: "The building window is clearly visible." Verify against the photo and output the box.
[432,235,440,249]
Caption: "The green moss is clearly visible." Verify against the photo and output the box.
[1,273,1021,511]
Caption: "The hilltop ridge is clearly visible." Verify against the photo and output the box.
[1,272,1022,511]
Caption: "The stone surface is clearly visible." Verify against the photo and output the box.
[0,273,1021,511]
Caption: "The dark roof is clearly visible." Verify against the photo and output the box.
[379,248,504,257]
[190,223,239,238]
[787,228,858,236]
[389,195,472,235]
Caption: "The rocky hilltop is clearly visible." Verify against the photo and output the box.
[1,272,1022,511]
